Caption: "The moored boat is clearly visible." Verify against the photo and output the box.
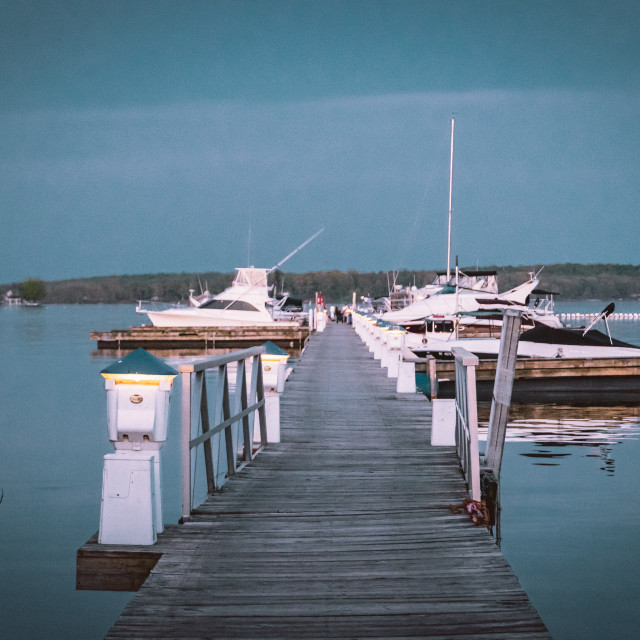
[137,229,323,328]
[138,267,303,327]
[412,303,640,360]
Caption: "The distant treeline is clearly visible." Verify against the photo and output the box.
[2,263,640,304]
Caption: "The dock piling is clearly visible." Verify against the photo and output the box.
[484,309,522,475]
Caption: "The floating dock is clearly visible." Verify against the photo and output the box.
[79,323,549,639]
[422,355,640,403]
[90,323,310,357]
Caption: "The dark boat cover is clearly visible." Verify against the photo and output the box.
[520,325,639,349]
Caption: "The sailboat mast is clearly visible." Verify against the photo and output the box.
[446,116,455,282]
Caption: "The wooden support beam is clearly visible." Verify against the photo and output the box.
[76,533,162,592]
[484,310,522,475]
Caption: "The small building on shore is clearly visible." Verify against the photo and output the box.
[2,290,23,306]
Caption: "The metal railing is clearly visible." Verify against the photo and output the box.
[178,346,267,522]
[451,346,481,501]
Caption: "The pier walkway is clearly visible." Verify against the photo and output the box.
[104,322,550,639]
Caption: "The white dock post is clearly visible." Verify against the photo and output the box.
[366,318,376,351]
[387,349,400,378]
[261,391,281,443]
[385,326,405,378]
[98,349,178,545]
[373,323,384,360]
[396,354,416,393]
[254,342,289,444]
[430,398,456,446]
[484,309,523,475]
[380,326,390,369]
[99,451,158,545]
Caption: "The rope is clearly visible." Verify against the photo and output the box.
[449,498,491,528]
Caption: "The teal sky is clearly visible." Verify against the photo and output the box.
[2,0,640,282]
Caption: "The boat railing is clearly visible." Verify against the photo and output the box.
[135,299,190,314]
[451,346,481,501]
[178,346,267,522]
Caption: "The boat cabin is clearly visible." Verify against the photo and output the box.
[234,267,269,289]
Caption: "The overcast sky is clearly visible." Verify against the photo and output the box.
[2,0,640,282]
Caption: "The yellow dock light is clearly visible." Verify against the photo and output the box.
[261,341,290,393]
[260,340,291,364]
[101,347,178,386]
[100,348,179,450]
[385,324,407,350]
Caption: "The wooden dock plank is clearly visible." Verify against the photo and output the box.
[102,322,550,639]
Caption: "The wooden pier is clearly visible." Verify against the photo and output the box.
[90,323,310,357]
[81,322,550,639]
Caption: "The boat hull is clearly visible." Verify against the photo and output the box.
[412,337,640,360]
[145,309,300,328]
[437,374,640,405]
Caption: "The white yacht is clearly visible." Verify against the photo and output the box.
[138,267,301,327]
[138,229,323,328]
[383,275,542,328]
[411,303,640,360]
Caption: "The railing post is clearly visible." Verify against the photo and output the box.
[463,357,480,502]
[451,347,481,501]
[178,346,267,520]
[255,356,268,445]
[484,309,523,476]
[199,376,215,493]
[180,370,192,523]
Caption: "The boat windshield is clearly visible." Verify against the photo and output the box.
[234,268,269,288]
[200,299,261,312]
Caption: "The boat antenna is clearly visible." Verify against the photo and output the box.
[216,228,325,317]
[247,226,252,267]
[268,228,325,273]
[446,115,455,282]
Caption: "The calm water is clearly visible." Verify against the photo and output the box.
[1,302,640,638]
[485,301,640,640]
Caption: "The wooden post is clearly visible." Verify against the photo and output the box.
[428,356,438,400]
[484,309,523,475]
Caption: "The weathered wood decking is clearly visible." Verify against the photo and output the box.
[103,322,550,639]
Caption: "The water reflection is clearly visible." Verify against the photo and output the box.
[477,403,640,475]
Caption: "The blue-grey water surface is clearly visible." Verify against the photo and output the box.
[494,301,640,640]
[1,301,639,638]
